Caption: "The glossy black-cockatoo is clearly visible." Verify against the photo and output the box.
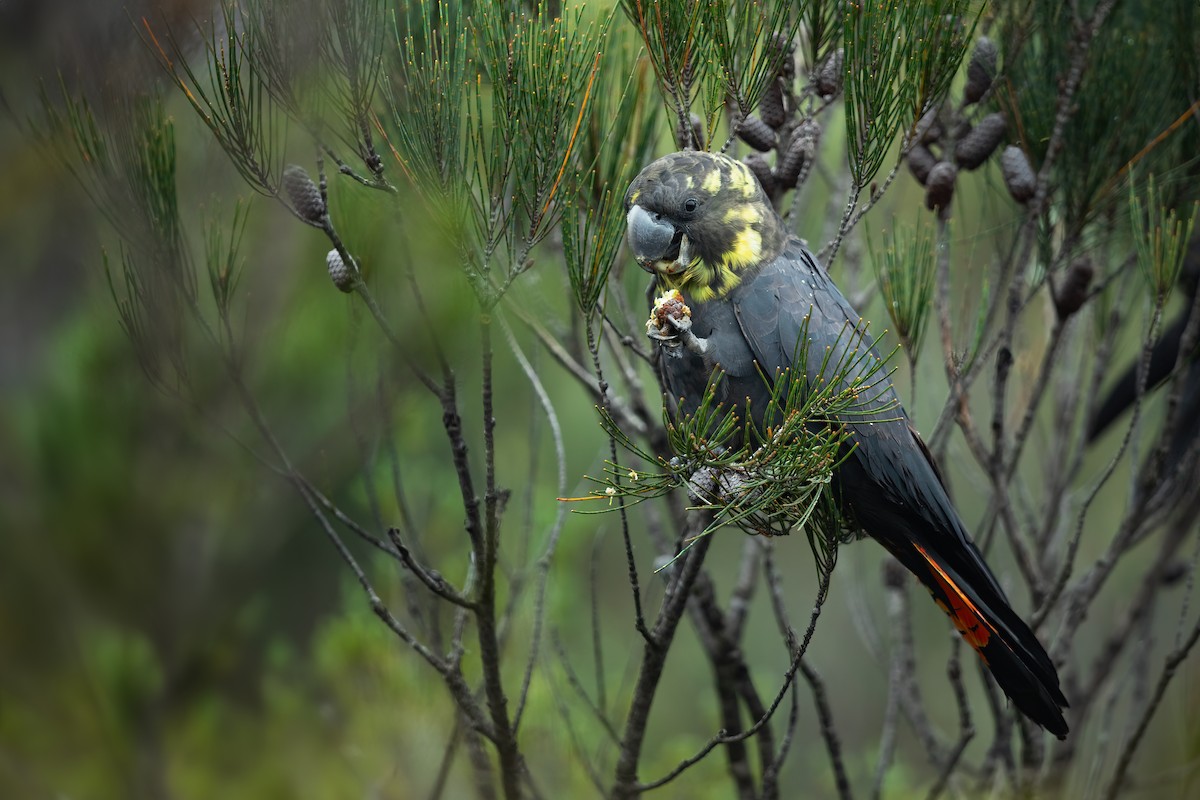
[624,150,1068,738]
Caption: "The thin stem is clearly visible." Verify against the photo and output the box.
[475,316,522,800]
[801,662,854,800]
[587,315,652,643]
[388,528,477,610]
[633,535,837,794]
[1102,613,1200,800]
[496,314,570,733]
[611,518,714,799]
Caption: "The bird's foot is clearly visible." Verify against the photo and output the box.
[647,325,686,358]
[649,313,708,356]
[647,288,707,357]
[669,315,710,356]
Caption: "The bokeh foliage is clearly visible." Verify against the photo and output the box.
[4,0,1200,798]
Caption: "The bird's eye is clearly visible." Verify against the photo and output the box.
[683,198,699,214]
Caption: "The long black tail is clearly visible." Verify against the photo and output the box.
[894,539,1069,739]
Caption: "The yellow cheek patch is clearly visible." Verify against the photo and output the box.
[630,190,640,203]
[724,228,762,270]
[702,168,723,194]
[716,264,741,295]
[677,253,739,303]
[686,267,737,303]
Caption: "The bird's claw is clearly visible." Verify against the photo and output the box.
[647,327,685,359]
[666,314,693,335]
[646,289,707,356]
[647,327,680,343]
[679,327,709,356]
[649,317,708,357]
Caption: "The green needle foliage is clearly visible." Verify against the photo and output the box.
[141,1,286,196]
[1130,174,1198,302]
[321,0,387,168]
[471,3,610,253]
[241,0,389,183]
[387,0,624,307]
[844,0,974,187]
[702,0,801,121]
[241,0,320,129]
[33,88,185,265]
[1000,0,1200,238]
[620,0,712,138]
[803,0,840,71]
[563,43,657,315]
[388,0,468,194]
[621,0,801,151]
[33,81,110,195]
[117,103,182,255]
[32,81,250,402]
[582,319,899,566]
[204,200,249,323]
[869,222,936,364]
[36,89,199,349]
[385,0,472,266]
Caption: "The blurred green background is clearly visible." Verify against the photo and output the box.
[3,2,1200,799]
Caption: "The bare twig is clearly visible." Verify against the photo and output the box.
[611,517,715,799]
[388,528,477,610]
[925,645,974,800]
[545,652,610,797]
[1102,612,1200,800]
[801,661,854,800]
[496,314,569,733]
[508,302,649,438]
[587,315,653,645]
[475,318,524,800]
[630,538,840,795]
[550,632,621,746]
[879,559,947,779]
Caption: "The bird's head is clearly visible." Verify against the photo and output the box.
[625,150,784,302]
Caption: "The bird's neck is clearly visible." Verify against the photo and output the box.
[670,216,786,303]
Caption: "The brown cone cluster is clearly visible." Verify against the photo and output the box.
[759,77,787,129]
[731,36,834,198]
[902,36,1037,215]
[738,114,777,152]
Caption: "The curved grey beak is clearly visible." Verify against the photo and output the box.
[626,204,679,272]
